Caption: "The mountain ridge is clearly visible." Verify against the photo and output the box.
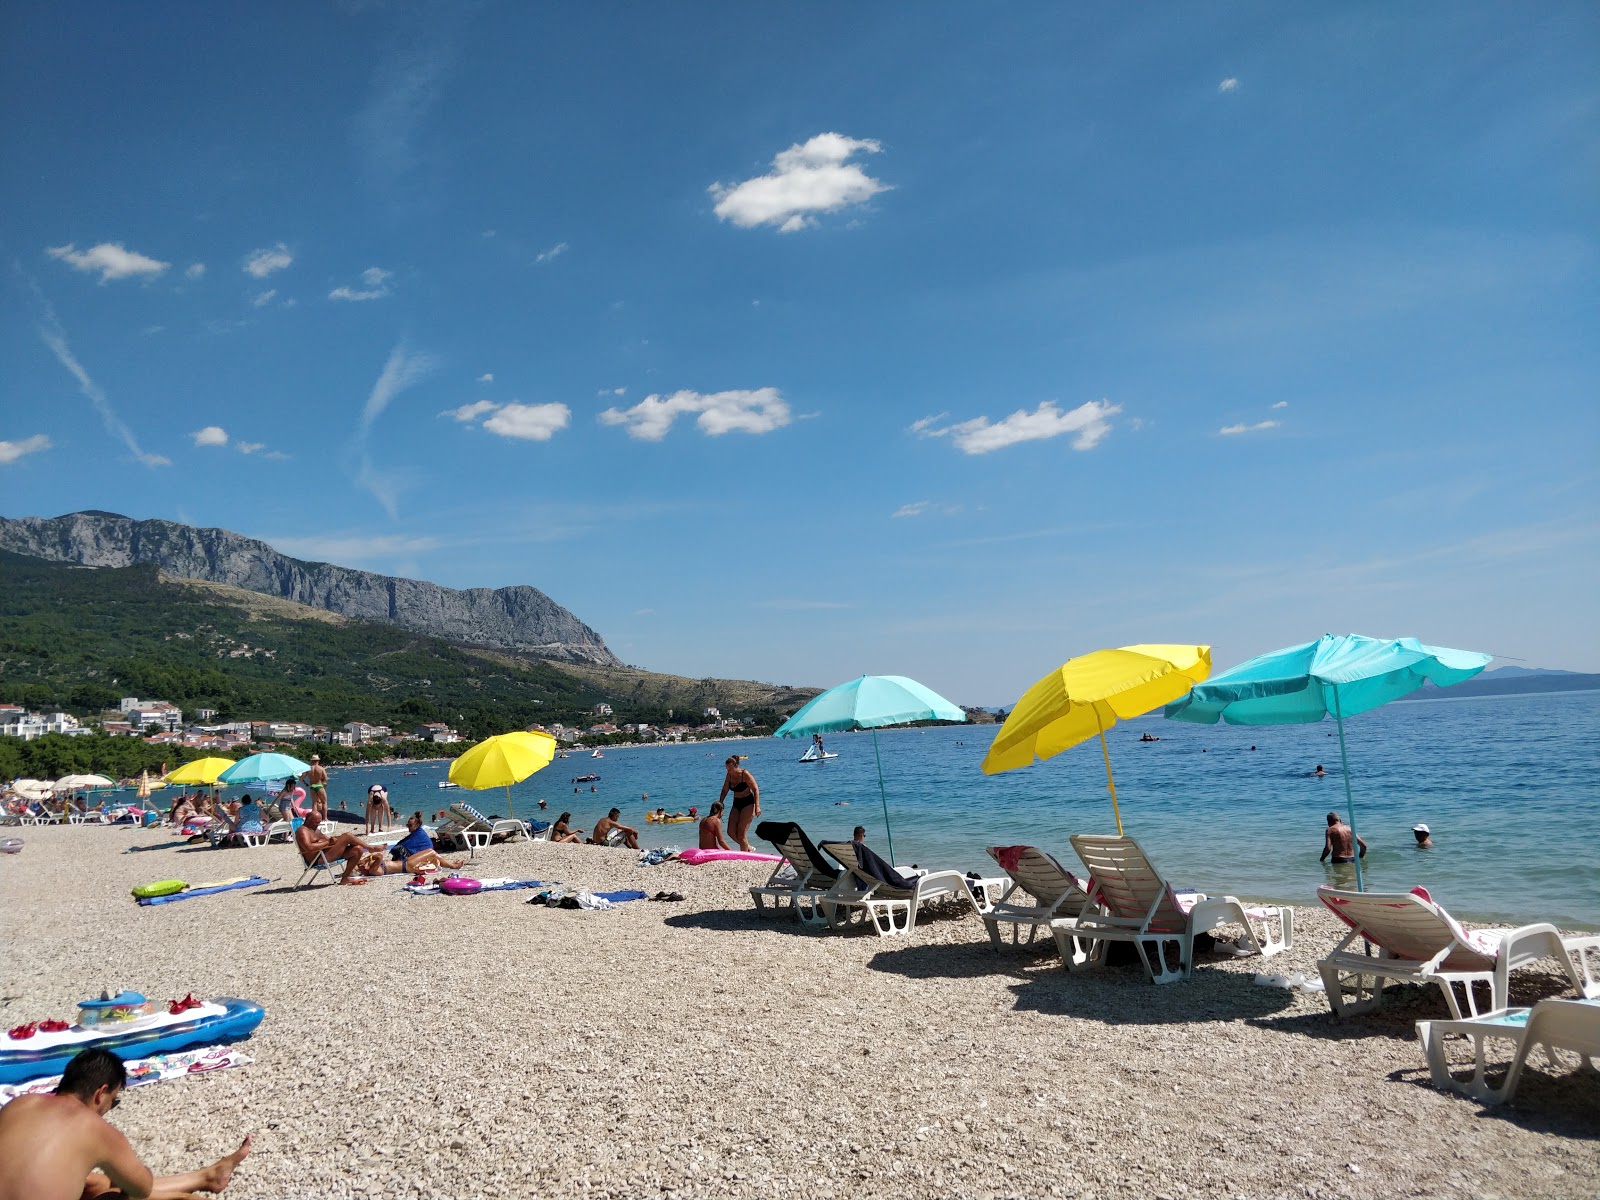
[0,511,621,666]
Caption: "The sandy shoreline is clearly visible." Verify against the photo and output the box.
[2,823,1596,1200]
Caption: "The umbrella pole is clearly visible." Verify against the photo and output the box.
[870,726,894,863]
[1332,687,1363,892]
[505,783,514,820]
[1094,712,1124,836]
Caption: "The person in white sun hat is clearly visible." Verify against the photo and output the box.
[1411,822,1433,848]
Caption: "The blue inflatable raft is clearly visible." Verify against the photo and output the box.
[0,997,264,1086]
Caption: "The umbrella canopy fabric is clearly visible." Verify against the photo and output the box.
[448,731,557,818]
[1164,634,1491,727]
[163,758,238,786]
[218,752,312,786]
[774,675,967,861]
[1165,633,1490,889]
[981,645,1212,835]
[53,774,116,790]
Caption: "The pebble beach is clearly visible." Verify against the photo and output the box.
[2,822,1597,1200]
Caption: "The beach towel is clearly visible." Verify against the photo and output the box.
[137,877,270,906]
[591,889,648,903]
[0,1045,253,1103]
[851,841,919,890]
[992,845,1027,875]
[403,877,549,896]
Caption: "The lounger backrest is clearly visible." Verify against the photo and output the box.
[986,846,1086,906]
[1070,834,1187,933]
[819,841,916,898]
[449,803,493,832]
[1316,886,1494,969]
[756,821,840,886]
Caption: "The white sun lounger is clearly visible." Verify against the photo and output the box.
[751,820,842,922]
[1050,834,1292,985]
[1317,885,1600,1019]
[1417,997,1600,1104]
[449,803,528,857]
[815,841,978,937]
[980,846,1096,949]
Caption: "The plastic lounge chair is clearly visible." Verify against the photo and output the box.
[1050,834,1293,985]
[980,846,1096,950]
[815,841,976,937]
[1416,997,1600,1104]
[751,820,841,922]
[1317,886,1600,1020]
[449,803,525,857]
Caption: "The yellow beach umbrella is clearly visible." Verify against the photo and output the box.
[982,644,1212,835]
[447,731,557,819]
[164,758,238,786]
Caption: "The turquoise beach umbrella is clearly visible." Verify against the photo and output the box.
[774,675,967,862]
[1163,634,1491,890]
[217,752,313,786]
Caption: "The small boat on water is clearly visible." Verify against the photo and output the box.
[798,747,839,763]
[571,773,601,784]
[437,781,460,790]
[591,749,604,758]
[402,770,419,776]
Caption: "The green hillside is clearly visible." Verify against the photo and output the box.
[0,550,813,735]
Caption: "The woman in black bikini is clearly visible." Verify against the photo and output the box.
[718,756,760,851]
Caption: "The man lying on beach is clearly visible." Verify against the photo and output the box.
[294,811,372,883]
[589,808,639,850]
[1319,811,1367,865]
[0,1047,251,1200]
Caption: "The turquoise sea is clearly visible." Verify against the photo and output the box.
[325,689,1600,929]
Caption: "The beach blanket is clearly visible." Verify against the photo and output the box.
[591,889,648,903]
[0,1045,253,1103]
[404,877,549,896]
[137,877,270,906]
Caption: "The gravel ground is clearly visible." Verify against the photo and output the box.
[2,823,1596,1200]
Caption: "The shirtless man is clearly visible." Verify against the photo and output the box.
[294,811,372,882]
[0,1047,251,1200]
[588,808,639,850]
[1319,811,1367,865]
[302,755,329,822]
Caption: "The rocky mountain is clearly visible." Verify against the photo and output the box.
[0,511,622,666]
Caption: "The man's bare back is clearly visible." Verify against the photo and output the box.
[0,1091,152,1200]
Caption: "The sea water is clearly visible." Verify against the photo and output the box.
[325,689,1600,928]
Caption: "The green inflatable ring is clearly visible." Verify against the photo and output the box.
[132,879,187,899]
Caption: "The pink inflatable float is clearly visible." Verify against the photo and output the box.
[438,876,483,895]
[675,848,782,866]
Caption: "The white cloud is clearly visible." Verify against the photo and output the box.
[185,263,206,280]
[914,399,1121,455]
[0,434,52,465]
[894,502,930,519]
[47,242,170,283]
[710,133,889,233]
[35,300,168,467]
[597,387,626,398]
[634,608,655,617]
[477,373,494,383]
[1219,420,1280,435]
[356,343,438,517]
[534,242,569,263]
[262,450,290,461]
[892,500,963,519]
[1271,401,1289,409]
[244,243,293,278]
[443,400,498,422]
[235,441,265,455]
[330,266,393,302]
[1218,78,1239,93]
[599,388,791,441]
[482,402,572,442]
[250,289,277,307]
[191,426,229,447]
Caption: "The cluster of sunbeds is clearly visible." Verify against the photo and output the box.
[750,820,1600,1105]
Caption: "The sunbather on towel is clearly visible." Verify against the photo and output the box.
[850,828,919,889]
[294,812,373,883]
[0,1047,252,1200]
[363,812,465,875]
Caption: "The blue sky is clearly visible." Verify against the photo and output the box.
[3,2,1597,702]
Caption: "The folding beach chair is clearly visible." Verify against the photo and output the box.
[1317,886,1600,1019]
[751,820,841,922]
[1417,997,1600,1104]
[1050,834,1293,985]
[980,845,1097,949]
[294,848,345,889]
[815,841,977,937]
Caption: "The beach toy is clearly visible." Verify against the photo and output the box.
[675,848,783,866]
[0,837,22,854]
[0,996,264,1086]
[78,991,154,1027]
[438,875,483,896]
[137,877,269,906]
[131,880,186,900]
